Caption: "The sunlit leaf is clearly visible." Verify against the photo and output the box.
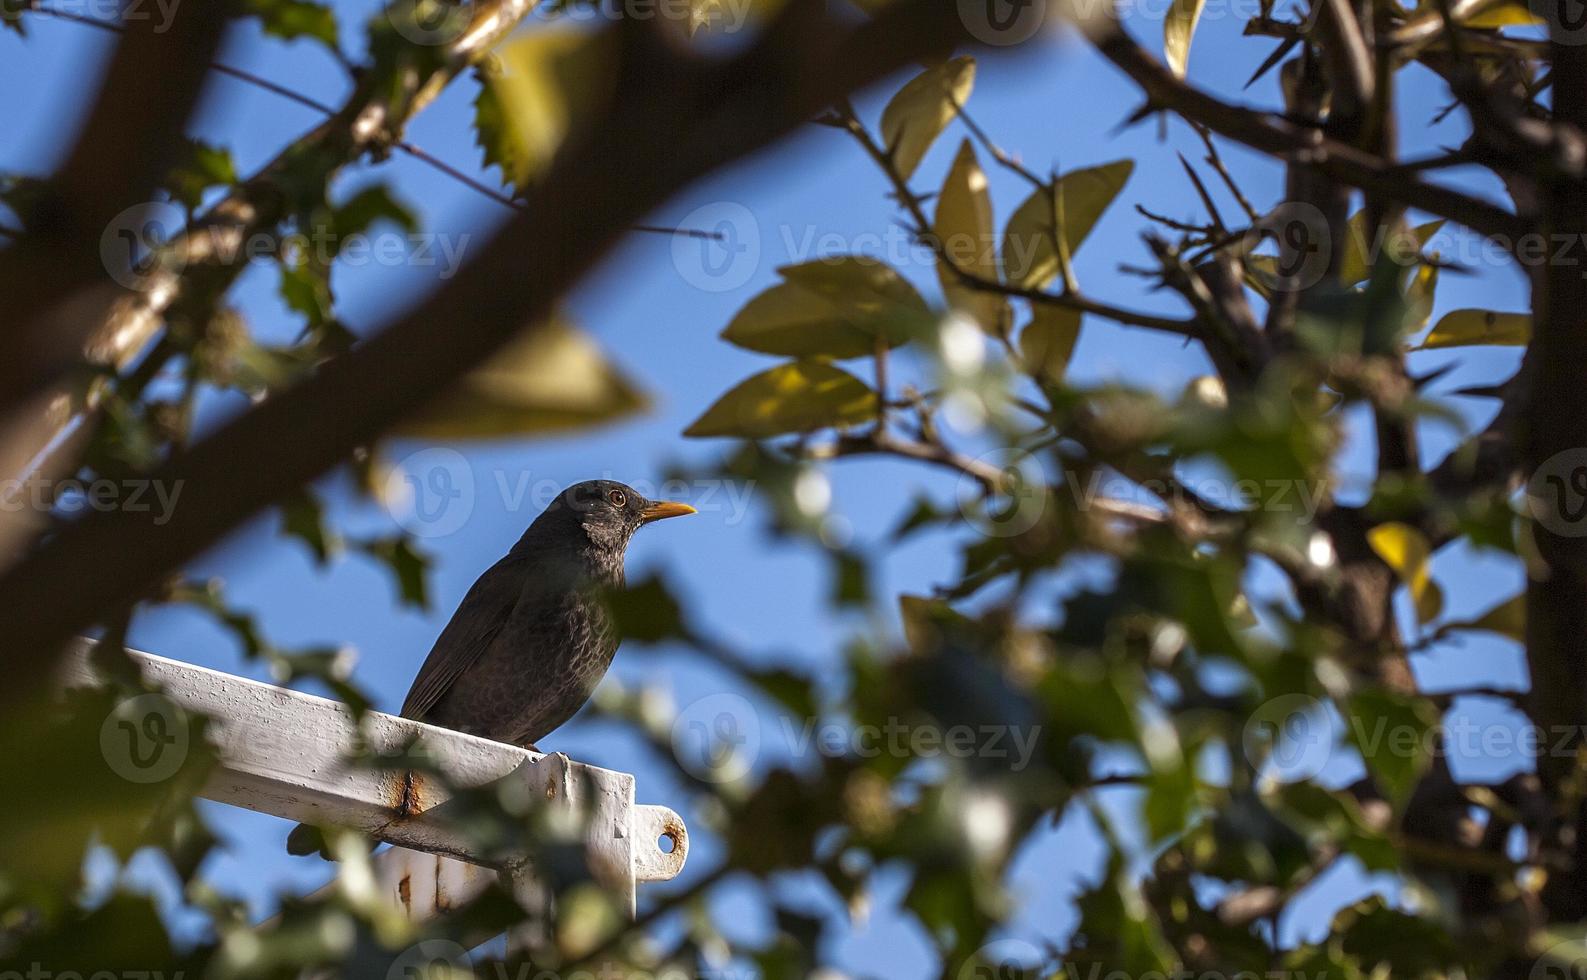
[933,140,1008,334]
[1001,160,1134,289]
[1416,309,1530,349]
[684,361,876,438]
[1465,0,1543,26]
[1338,212,1444,286]
[1367,521,1443,624]
[777,257,935,345]
[720,282,885,359]
[489,28,616,189]
[1164,0,1207,77]
[397,314,648,439]
[1018,305,1082,383]
[879,56,976,180]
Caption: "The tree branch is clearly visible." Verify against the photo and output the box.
[0,0,981,700]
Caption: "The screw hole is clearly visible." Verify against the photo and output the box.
[658,831,677,854]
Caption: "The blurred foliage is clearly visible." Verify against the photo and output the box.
[0,0,1566,976]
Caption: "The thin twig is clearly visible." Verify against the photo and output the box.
[28,4,722,241]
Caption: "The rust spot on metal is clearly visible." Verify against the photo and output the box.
[545,776,557,799]
[397,874,412,910]
[382,768,428,819]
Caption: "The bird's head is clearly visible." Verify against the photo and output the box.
[533,479,695,560]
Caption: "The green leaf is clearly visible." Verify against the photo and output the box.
[397,314,648,440]
[488,28,616,190]
[278,261,334,328]
[777,257,935,344]
[720,282,880,359]
[604,575,686,643]
[1001,160,1134,289]
[684,360,877,438]
[168,139,238,211]
[1417,309,1530,349]
[879,56,975,180]
[280,490,335,564]
[1345,691,1436,815]
[1164,0,1207,77]
[1338,212,1445,286]
[357,536,430,608]
[932,140,1008,334]
[1367,521,1443,624]
[1450,593,1524,640]
[331,184,417,241]
[1018,305,1082,383]
[243,0,338,49]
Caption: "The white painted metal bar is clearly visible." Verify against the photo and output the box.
[57,639,687,918]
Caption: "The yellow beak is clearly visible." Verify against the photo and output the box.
[640,500,696,523]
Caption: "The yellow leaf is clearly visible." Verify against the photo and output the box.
[879,56,976,180]
[1164,0,1207,77]
[490,29,615,187]
[1001,160,1134,289]
[1465,0,1543,26]
[720,282,881,359]
[684,361,877,438]
[933,140,1008,334]
[1338,212,1445,285]
[1367,521,1444,624]
[778,257,933,344]
[1018,306,1082,383]
[1417,309,1530,349]
[398,314,647,439]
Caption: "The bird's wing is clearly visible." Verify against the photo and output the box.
[400,554,526,721]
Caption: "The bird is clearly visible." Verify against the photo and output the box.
[286,479,694,856]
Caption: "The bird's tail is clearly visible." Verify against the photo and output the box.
[285,821,330,858]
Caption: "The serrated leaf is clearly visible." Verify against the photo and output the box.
[1001,160,1134,289]
[1018,305,1082,383]
[397,314,648,439]
[720,282,880,359]
[1417,309,1530,349]
[932,140,1008,334]
[243,0,338,49]
[488,28,616,190]
[1164,0,1206,77]
[777,256,934,344]
[1367,521,1443,624]
[879,56,975,180]
[168,139,238,211]
[684,361,876,438]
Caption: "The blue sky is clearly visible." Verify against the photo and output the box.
[0,1,1537,973]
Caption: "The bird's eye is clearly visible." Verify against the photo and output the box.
[607,489,627,507]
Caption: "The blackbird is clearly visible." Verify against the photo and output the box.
[286,479,694,856]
